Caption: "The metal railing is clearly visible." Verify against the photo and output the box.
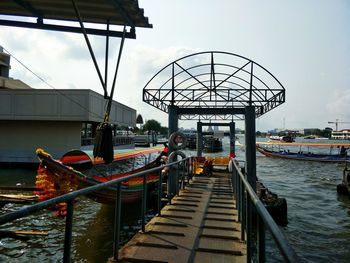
[0,156,298,262]
[231,160,299,262]
[0,157,191,263]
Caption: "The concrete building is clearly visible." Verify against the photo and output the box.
[331,129,350,140]
[0,50,136,165]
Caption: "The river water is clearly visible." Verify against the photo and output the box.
[1,137,350,262]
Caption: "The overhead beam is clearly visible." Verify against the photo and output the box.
[177,107,245,115]
[196,122,232,126]
[0,19,136,38]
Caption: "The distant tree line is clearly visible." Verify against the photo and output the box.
[135,119,168,135]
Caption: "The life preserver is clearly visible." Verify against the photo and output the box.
[228,159,234,173]
[168,131,187,150]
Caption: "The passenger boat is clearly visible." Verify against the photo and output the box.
[35,146,168,211]
[256,142,350,162]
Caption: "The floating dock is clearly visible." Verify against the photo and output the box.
[116,171,246,263]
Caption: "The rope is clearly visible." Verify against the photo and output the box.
[1,46,103,119]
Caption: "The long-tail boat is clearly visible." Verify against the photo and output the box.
[35,146,168,215]
[256,142,350,162]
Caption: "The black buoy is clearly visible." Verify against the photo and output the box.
[337,184,349,195]
[93,122,113,164]
[258,182,288,226]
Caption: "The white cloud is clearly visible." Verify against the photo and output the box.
[326,89,350,126]
[1,0,349,131]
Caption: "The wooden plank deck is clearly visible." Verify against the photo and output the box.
[116,171,247,263]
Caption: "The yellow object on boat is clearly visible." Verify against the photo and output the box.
[195,167,203,175]
[206,156,230,166]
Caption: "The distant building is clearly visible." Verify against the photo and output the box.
[0,47,31,90]
[331,129,350,140]
[0,49,136,164]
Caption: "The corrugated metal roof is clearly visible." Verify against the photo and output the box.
[0,0,152,37]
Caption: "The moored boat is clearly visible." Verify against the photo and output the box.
[35,146,168,214]
[256,142,350,162]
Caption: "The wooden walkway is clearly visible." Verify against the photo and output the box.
[117,171,247,263]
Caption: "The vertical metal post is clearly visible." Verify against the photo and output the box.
[231,172,234,200]
[196,122,203,157]
[183,159,188,189]
[157,170,162,216]
[241,181,246,241]
[246,195,252,263]
[181,161,185,190]
[63,200,74,263]
[234,168,238,211]
[176,163,179,195]
[141,173,147,232]
[168,105,179,139]
[113,183,122,261]
[236,170,240,222]
[245,105,257,261]
[245,105,257,190]
[258,214,266,263]
[168,105,178,199]
[104,20,109,97]
[229,121,236,157]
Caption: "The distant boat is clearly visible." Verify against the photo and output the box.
[203,136,223,153]
[303,135,328,140]
[269,135,295,143]
[236,140,243,147]
[256,142,350,162]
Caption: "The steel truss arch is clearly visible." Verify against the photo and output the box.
[143,51,285,121]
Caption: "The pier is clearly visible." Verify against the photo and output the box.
[118,171,246,263]
[0,155,299,262]
[0,2,300,262]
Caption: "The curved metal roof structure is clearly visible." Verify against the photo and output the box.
[143,51,285,121]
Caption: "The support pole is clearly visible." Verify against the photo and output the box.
[196,122,203,157]
[229,121,236,158]
[63,200,74,263]
[245,106,256,189]
[71,0,105,93]
[245,105,257,261]
[168,105,179,198]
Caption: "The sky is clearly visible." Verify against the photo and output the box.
[0,0,349,132]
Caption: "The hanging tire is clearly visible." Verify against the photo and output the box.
[168,131,187,150]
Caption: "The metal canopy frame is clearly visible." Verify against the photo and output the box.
[143,51,285,121]
[0,0,152,38]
